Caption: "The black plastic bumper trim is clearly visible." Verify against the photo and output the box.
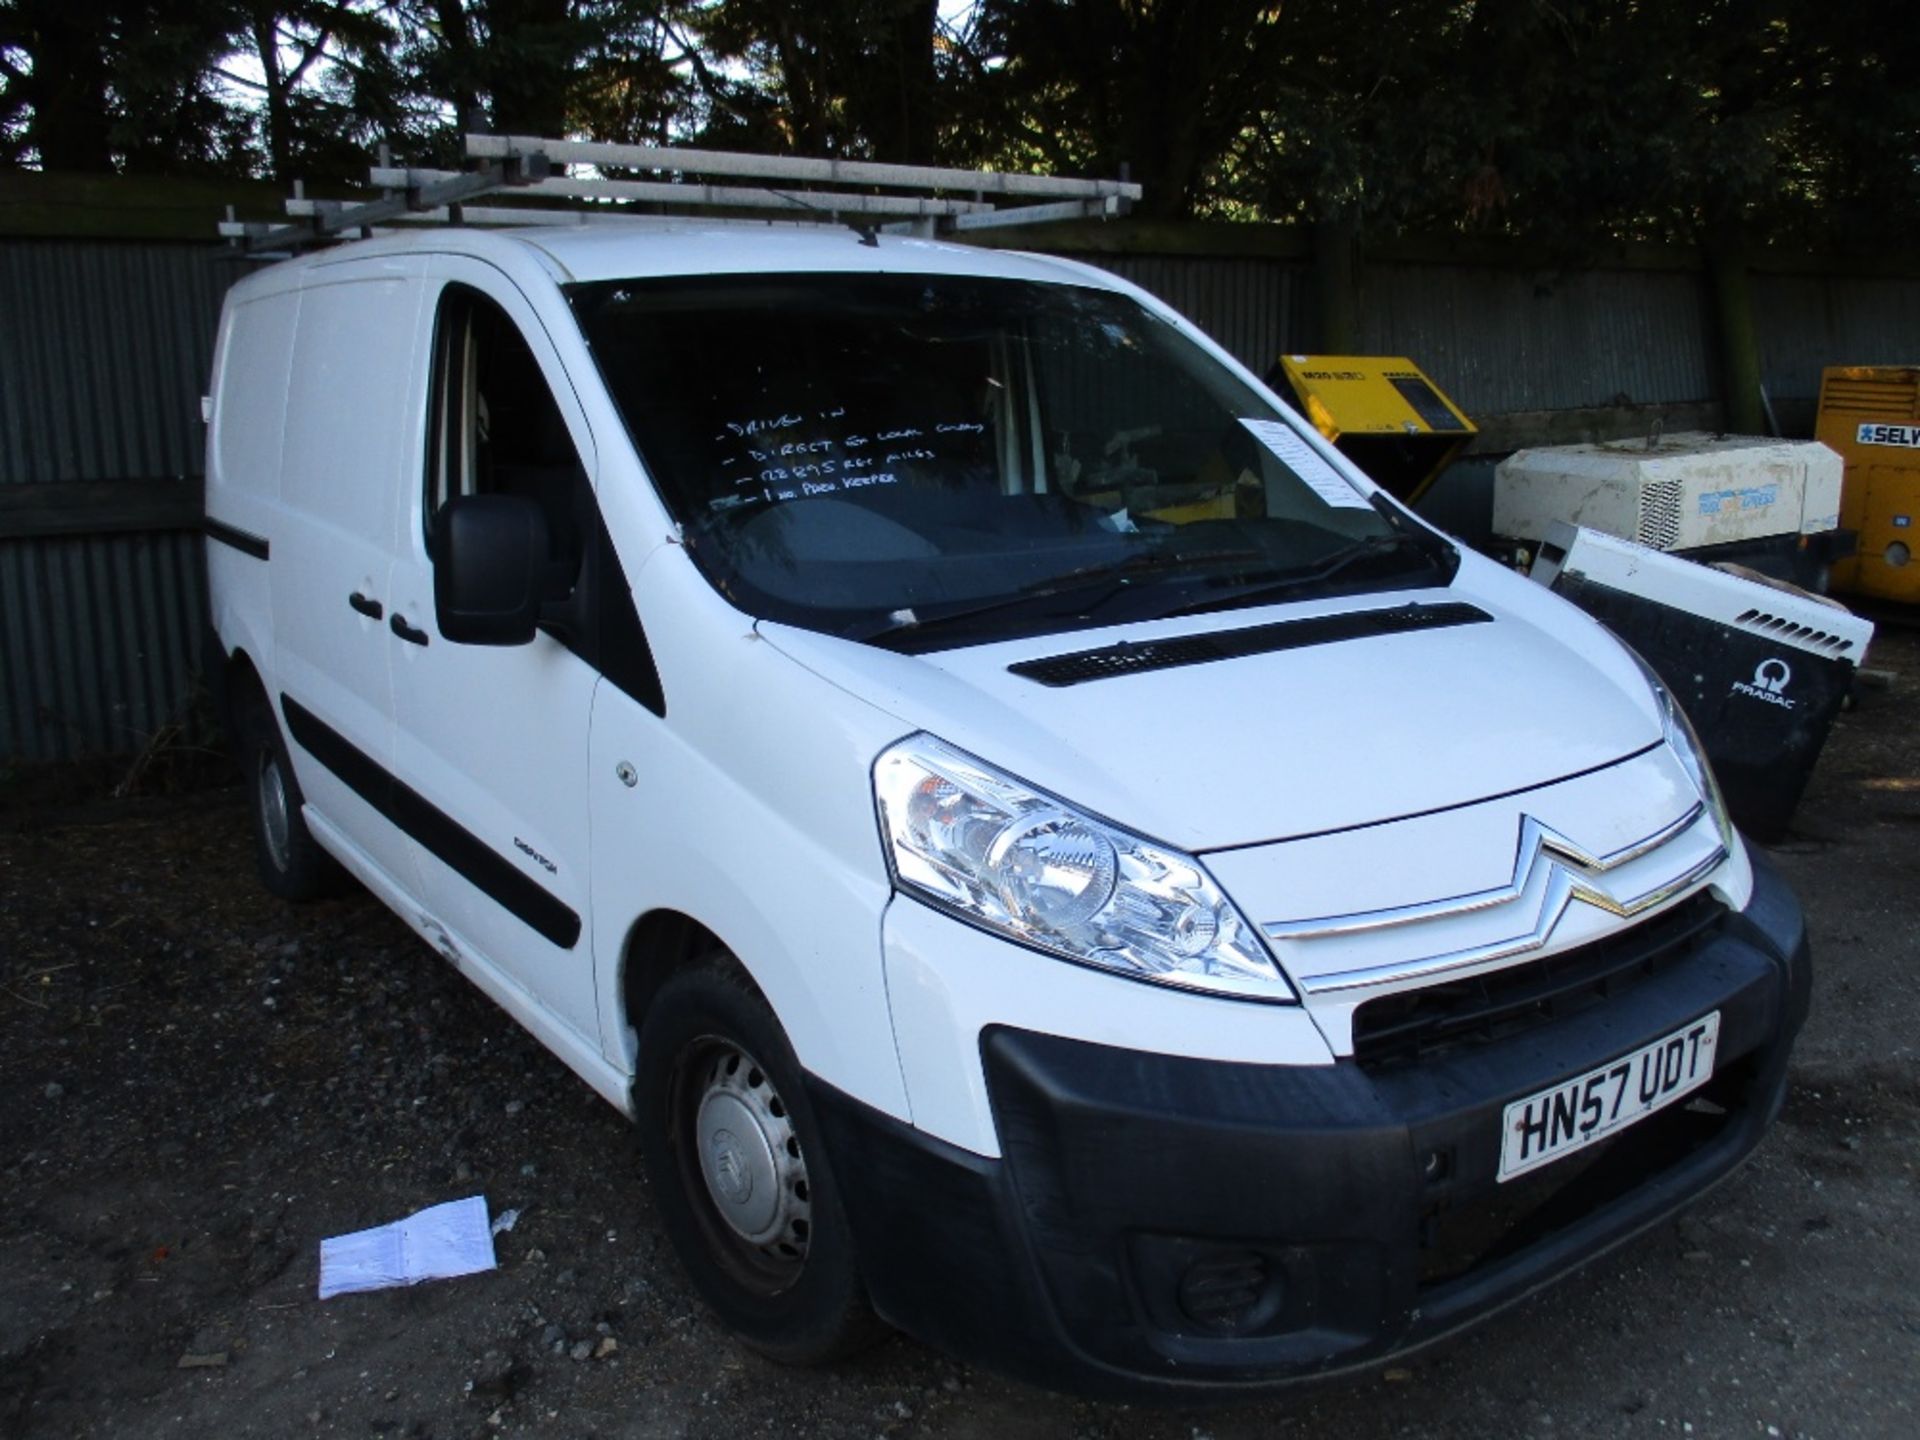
[816,852,1808,1401]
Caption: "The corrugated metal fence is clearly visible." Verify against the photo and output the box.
[1751,273,1920,409]
[1081,252,1725,412]
[1088,252,1920,419]
[0,532,209,760]
[1360,264,1719,415]
[1,241,246,764]
[1090,253,1309,377]
[3,233,1916,763]
[0,241,241,482]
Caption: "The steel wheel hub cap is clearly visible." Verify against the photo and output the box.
[259,752,292,870]
[693,1044,812,1259]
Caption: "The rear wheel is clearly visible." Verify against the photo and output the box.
[633,954,884,1364]
[239,691,346,901]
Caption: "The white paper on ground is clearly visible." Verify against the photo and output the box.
[1239,418,1372,509]
[318,1196,498,1300]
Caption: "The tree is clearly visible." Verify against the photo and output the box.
[1790,0,1920,249]
[384,1,689,164]
[233,2,402,181]
[670,0,943,163]
[1219,0,1920,250]
[0,0,1911,256]
[0,1,116,169]
[0,2,260,173]
[955,0,1314,216]
[569,1,691,146]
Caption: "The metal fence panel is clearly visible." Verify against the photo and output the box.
[1360,263,1717,416]
[0,239,233,763]
[0,531,208,763]
[1068,253,1308,374]
[0,240,242,486]
[1753,273,1920,403]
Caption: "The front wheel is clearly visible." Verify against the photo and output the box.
[632,954,884,1364]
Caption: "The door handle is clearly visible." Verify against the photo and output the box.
[348,591,384,620]
[390,614,430,646]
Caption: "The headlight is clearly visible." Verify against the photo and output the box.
[874,735,1295,1002]
[1629,652,1735,849]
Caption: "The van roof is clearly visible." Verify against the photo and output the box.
[248,221,1121,292]
[522,223,1111,287]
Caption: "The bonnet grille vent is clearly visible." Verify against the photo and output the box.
[1007,601,1493,687]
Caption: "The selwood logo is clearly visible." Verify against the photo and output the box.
[1730,657,1795,709]
[1857,422,1920,448]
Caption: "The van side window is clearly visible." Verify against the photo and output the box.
[426,285,583,582]
[422,280,666,716]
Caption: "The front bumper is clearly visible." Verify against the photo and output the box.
[809,851,1809,1401]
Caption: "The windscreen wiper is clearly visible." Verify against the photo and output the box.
[846,546,1265,645]
[1153,531,1455,620]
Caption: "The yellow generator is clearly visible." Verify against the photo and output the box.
[1267,355,1476,503]
[1818,365,1920,602]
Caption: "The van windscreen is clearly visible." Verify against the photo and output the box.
[569,273,1448,647]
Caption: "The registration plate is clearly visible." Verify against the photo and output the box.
[1498,1012,1720,1182]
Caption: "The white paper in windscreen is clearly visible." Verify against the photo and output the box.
[1239,419,1371,509]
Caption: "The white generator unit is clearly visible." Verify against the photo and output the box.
[1494,433,1843,552]
[1531,522,1873,839]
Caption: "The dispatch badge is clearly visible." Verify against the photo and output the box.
[1730,657,1797,710]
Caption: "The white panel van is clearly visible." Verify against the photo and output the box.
[202,225,1809,1399]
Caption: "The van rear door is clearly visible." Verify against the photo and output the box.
[271,257,428,897]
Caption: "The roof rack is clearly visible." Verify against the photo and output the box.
[219,134,1141,255]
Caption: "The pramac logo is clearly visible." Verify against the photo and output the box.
[1730,657,1796,709]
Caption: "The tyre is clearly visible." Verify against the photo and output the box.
[632,953,885,1364]
[239,690,347,901]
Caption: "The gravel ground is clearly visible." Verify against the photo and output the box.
[3,633,1917,1440]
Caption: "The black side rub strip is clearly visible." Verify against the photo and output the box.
[280,695,582,949]
[1008,601,1494,687]
[204,517,269,560]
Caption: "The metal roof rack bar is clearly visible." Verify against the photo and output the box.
[232,151,549,252]
[271,202,831,232]
[467,135,1143,202]
[948,196,1131,231]
[367,166,991,218]
[221,134,1137,254]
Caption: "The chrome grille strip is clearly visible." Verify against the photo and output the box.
[1297,844,1727,996]
[1263,802,1705,942]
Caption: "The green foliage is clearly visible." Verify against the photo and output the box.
[677,0,940,162]
[1211,0,1920,248]
[0,2,246,172]
[0,0,1913,247]
[950,0,1306,217]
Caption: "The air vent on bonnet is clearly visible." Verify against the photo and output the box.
[1007,601,1493,687]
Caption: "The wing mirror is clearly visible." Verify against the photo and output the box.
[433,494,564,646]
